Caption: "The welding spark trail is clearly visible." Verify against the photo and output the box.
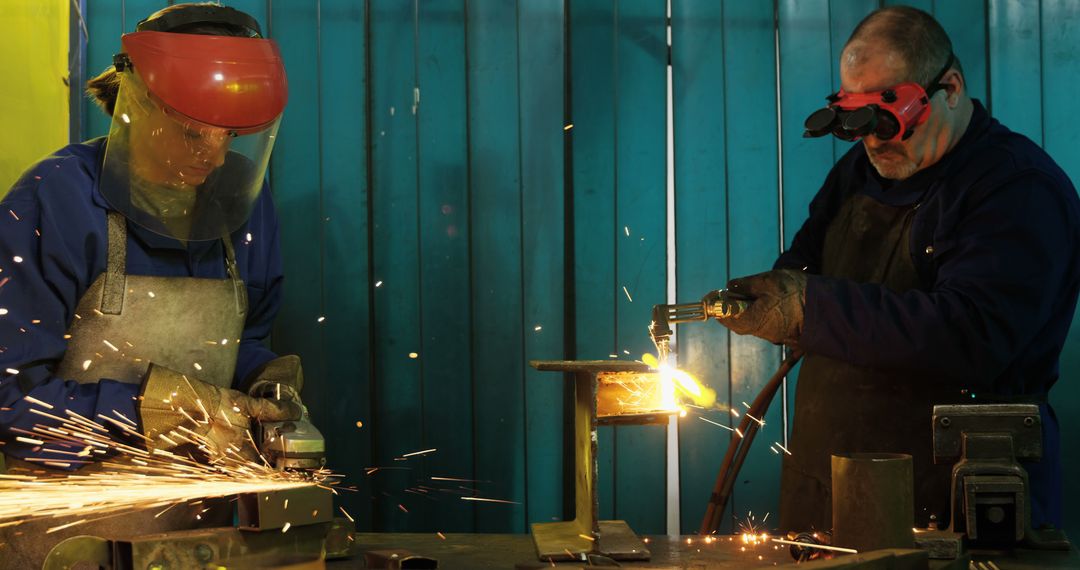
[0,400,332,531]
[771,538,858,554]
[461,496,520,505]
[399,448,437,458]
[698,416,734,432]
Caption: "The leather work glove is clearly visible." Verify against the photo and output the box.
[718,269,807,347]
[139,363,302,462]
[241,355,304,405]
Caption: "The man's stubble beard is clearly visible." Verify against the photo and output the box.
[867,148,919,180]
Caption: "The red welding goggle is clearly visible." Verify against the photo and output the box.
[803,54,954,142]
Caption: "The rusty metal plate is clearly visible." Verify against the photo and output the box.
[596,520,650,560]
[596,371,680,425]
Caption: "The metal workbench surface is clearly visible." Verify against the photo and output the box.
[327,533,1080,570]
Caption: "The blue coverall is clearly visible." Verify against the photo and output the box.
[0,138,285,465]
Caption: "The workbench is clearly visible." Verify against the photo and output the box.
[326,533,1080,570]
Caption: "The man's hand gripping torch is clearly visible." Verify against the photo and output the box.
[649,289,752,357]
[245,356,326,471]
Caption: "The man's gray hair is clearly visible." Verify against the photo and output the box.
[845,6,963,87]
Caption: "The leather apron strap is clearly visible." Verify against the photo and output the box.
[101,211,127,314]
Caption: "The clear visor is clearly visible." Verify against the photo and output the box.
[99,70,279,241]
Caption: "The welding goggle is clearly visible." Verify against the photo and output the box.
[803,54,954,142]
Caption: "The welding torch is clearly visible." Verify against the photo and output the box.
[648,291,806,535]
[649,289,753,357]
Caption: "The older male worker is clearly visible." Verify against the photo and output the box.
[718,6,1078,533]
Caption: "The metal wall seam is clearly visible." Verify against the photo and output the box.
[772,0,789,448]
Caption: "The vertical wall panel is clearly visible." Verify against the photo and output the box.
[416,0,475,533]
[613,0,669,535]
[777,1,835,516]
[519,0,568,528]
[779,0,834,249]
[225,0,268,25]
[266,9,326,542]
[885,0,930,10]
[827,0,877,163]
[935,0,989,106]
[467,0,527,533]
[84,2,122,139]
[1041,0,1080,543]
[318,0,372,531]
[671,0,732,535]
[723,0,782,526]
[369,0,423,531]
[989,0,1043,143]
[124,0,163,31]
[569,0,618,521]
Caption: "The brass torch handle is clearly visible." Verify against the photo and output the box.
[704,290,750,319]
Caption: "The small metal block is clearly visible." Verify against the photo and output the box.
[236,486,333,531]
[913,530,966,559]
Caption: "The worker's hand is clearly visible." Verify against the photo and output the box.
[139,363,301,462]
[242,355,305,406]
[719,269,807,346]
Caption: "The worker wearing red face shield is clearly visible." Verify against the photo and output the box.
[714,7,1078,534]
[0,5,312,564]
[99,17,286,242]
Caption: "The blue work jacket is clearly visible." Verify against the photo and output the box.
[778,101,1079,527]
[0,137,285,466]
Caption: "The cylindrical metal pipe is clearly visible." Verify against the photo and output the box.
[831,453,914,552]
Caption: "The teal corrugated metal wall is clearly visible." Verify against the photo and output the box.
[81,0,1080,537]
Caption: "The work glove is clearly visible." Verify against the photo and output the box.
[241,355,304,404]
[138,363,302,462]
[718,269,807,347]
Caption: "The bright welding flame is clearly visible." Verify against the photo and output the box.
[642,353,718,410]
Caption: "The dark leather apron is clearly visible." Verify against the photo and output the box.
[1,211,247,569]
[778,192,963,533]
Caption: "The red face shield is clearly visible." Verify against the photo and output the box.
[119,31,288,133]
[804,54,954,143]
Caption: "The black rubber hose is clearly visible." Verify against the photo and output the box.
[699,350,803,535]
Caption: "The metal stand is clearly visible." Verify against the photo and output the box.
[530,360,674,562]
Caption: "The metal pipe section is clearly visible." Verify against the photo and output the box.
[831,452,914,552]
